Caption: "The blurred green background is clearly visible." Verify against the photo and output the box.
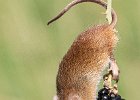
[0,0,140,100]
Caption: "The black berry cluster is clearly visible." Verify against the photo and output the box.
[97,88,124,100]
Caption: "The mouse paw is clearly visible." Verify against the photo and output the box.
[109,60,120,82]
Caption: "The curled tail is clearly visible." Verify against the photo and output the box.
[47,0,117,28]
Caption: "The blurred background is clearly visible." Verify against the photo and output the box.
[0,0,140,100]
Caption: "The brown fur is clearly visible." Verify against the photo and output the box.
[47,1,118,99]
[56,24,118,100]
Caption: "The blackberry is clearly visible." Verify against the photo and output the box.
[109,92,122,100]
[98,88,109,97]
[114,95,122,100]
[97,88,110,100]
[110,92,116,99]
[102,95,110,100]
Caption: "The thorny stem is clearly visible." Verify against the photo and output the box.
[47,0,117,28]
